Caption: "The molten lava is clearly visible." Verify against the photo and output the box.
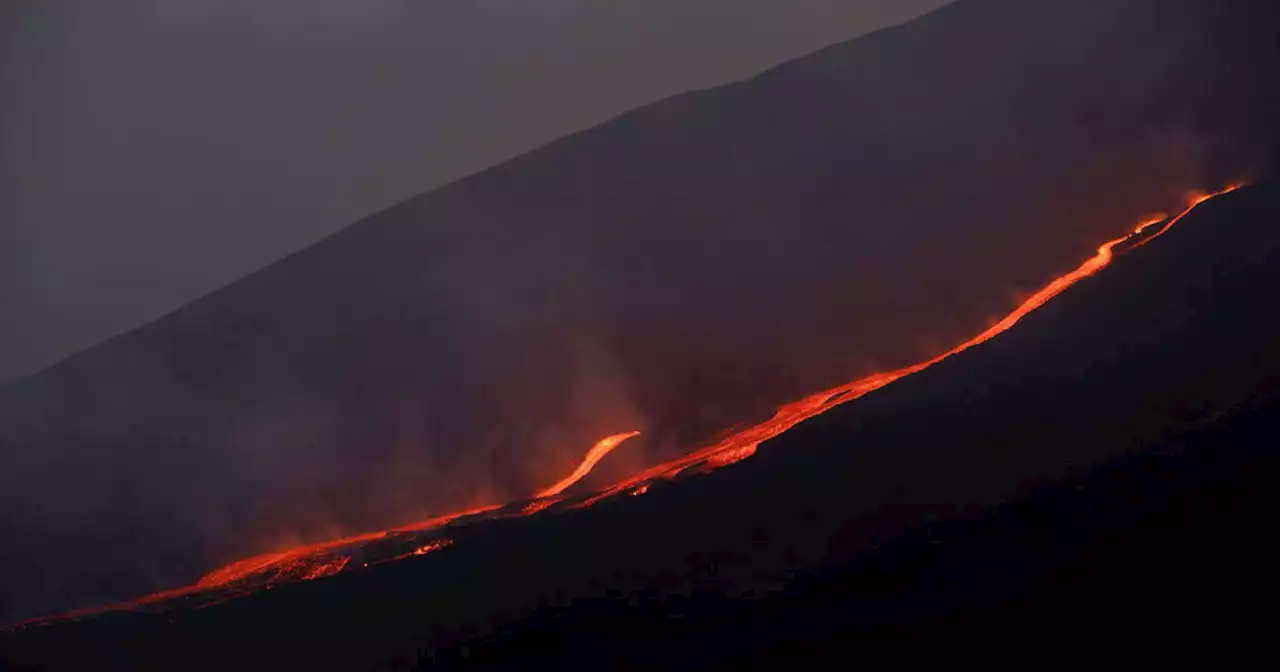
[412,540,453,556]
[10,184,1243,630]
[299,557,351,581]
[1131,188,1240,249]
[535,431,644,498]
[183,503,505,591]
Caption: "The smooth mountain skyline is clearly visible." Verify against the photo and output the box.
[0,0,950,381]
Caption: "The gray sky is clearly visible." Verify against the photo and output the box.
[0,0,951,381]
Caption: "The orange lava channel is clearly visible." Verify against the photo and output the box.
[573,183,1243,508]
[192,503,505,589]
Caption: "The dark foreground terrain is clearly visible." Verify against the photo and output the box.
[4,180,1279,669]
[423,392,1280,670]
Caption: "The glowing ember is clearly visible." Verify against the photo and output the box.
[300,557,351,580]
[413,540,454,556]
[521,498,562,516]
[570,184,1244,509]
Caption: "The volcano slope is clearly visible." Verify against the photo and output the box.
[1,0,1279,624]
[4,185,1280,667]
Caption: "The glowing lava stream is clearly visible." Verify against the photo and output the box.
[192,183,1240,589]
[535,431,644,498]
[572,184,1244,508]
[180,432,643,592]
[11,184,1241,629]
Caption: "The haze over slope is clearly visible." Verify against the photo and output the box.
[1,0,1277,622]
[0,0,950,380]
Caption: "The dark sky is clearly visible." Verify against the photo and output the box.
[0,0,950,381]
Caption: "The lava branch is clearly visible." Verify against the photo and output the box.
[1130,186,1243,249]
[534,431,644,498]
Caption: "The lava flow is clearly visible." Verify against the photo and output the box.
[572,183,1244,508]
[12,436,647,627]
[10,184,1242,630]
[535,431,644,498]
[179,181,1244,588]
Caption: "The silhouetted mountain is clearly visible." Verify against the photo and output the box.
[1,0,1278,625]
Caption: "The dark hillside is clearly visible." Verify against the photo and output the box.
[2,0,1277,623]
[4,177,1279,672]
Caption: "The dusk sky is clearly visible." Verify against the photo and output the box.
[0,0,950,381]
